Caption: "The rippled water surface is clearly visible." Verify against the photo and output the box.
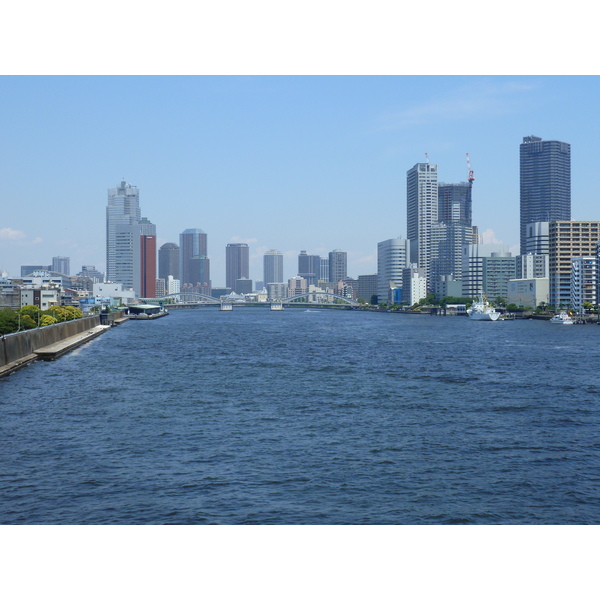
[1,308,599,524]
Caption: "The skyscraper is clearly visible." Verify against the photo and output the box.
[140,229,157,298]
[226,243,249,289]
[264,250,283,285]
[179,229,209,286]
[298,251,320,286]
[106,179,141,284]
[377,237,409,303]
[51,256,70,276]
[328,249,347,284]
[159,243,180,281]
[520,136,571,253]
[407,162,438,280]
[438,182,472,226]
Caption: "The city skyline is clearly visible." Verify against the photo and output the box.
[3,76,600,286]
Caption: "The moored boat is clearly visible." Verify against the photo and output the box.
[467,295,500,321]
[549,311,574,325]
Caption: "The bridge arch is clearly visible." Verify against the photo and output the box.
[282,292,358,306]
[146,293,220,304]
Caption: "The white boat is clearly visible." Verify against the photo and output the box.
[467,295,500,321]
[549,311,574,325]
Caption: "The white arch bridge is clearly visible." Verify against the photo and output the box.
[140,292,358,307]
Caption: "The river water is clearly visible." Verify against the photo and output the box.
[1,308,599,524]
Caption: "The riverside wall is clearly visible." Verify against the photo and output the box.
[1,316,101,368]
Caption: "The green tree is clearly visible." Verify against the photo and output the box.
[495,297,507,307]
[19,304,41,321]
[39,314,57,327]
[0,309,19,335]
[370,294,378,305]
[506,303,519,311]
[20,314,37,330]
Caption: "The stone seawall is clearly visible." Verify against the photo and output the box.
[1,316,101,369]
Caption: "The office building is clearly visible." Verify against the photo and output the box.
[328,249,347,284]
[52,256,70,276]
[549,221,600,308]
[235,278,253,295]
[407,162,438,279]
[288,276,308,297]
[226,243,249,290]
[438,182,472,226]
[507,278,549,309]
[377,237,409,303]
[298,251,320,287]
[461,243,511,298]
[264,250,284,285]
[139,222,157,298]
[319,257,329,283]
[570,257,597,311]
[517,253,548,279]
[520,136,570,253]
[267,282,287,301]
[21,265,49,277]
[106,179,141,284]
[166,275,180,295]
[358,274,378,303]
[155,278,166,298]
[180,229,209,287]
[77,266,104,282]
[523,221,549,255]
[159,243,180,281]
[402,265,427,305]
[430,223,476,291]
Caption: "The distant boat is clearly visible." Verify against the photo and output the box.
[549,311,574,325]
[467,295,500,321]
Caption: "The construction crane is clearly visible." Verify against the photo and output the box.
[466,153,474,185]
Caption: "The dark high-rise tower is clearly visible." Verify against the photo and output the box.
[520,135,571,253]
[226,243,249,289]
[180,229,209,286]
[158,243,180,281]
[298,250,320,286]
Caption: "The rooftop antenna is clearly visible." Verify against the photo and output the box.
[425,152,429,164]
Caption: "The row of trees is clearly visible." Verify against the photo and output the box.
[0,305,84,335]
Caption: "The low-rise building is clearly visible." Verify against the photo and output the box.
[507,278,549,308]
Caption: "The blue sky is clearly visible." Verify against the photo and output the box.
[1,75,600,284]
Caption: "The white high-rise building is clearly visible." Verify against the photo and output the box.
[571,256,597,311]
[407,162,438,282]
[166,275,180,295]
[377,237,409,303]
[106,179,141,284]
[264,250,284,284]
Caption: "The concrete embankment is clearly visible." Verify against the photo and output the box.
[0,311,128,378]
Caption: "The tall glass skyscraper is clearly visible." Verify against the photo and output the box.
[328,249,347,284]
[106,179,141,284]
[264,250,283,285]
[226,243,249,289]
[158,243,180,281]
[180,229,209,286]
[520,135,571,253]
[406,162,438,278]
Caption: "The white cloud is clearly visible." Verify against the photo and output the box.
[479,228,502,244]
[230,236,258,244]
[0,227,26,240]
[376,79,538,130]
[32,237,44,244]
